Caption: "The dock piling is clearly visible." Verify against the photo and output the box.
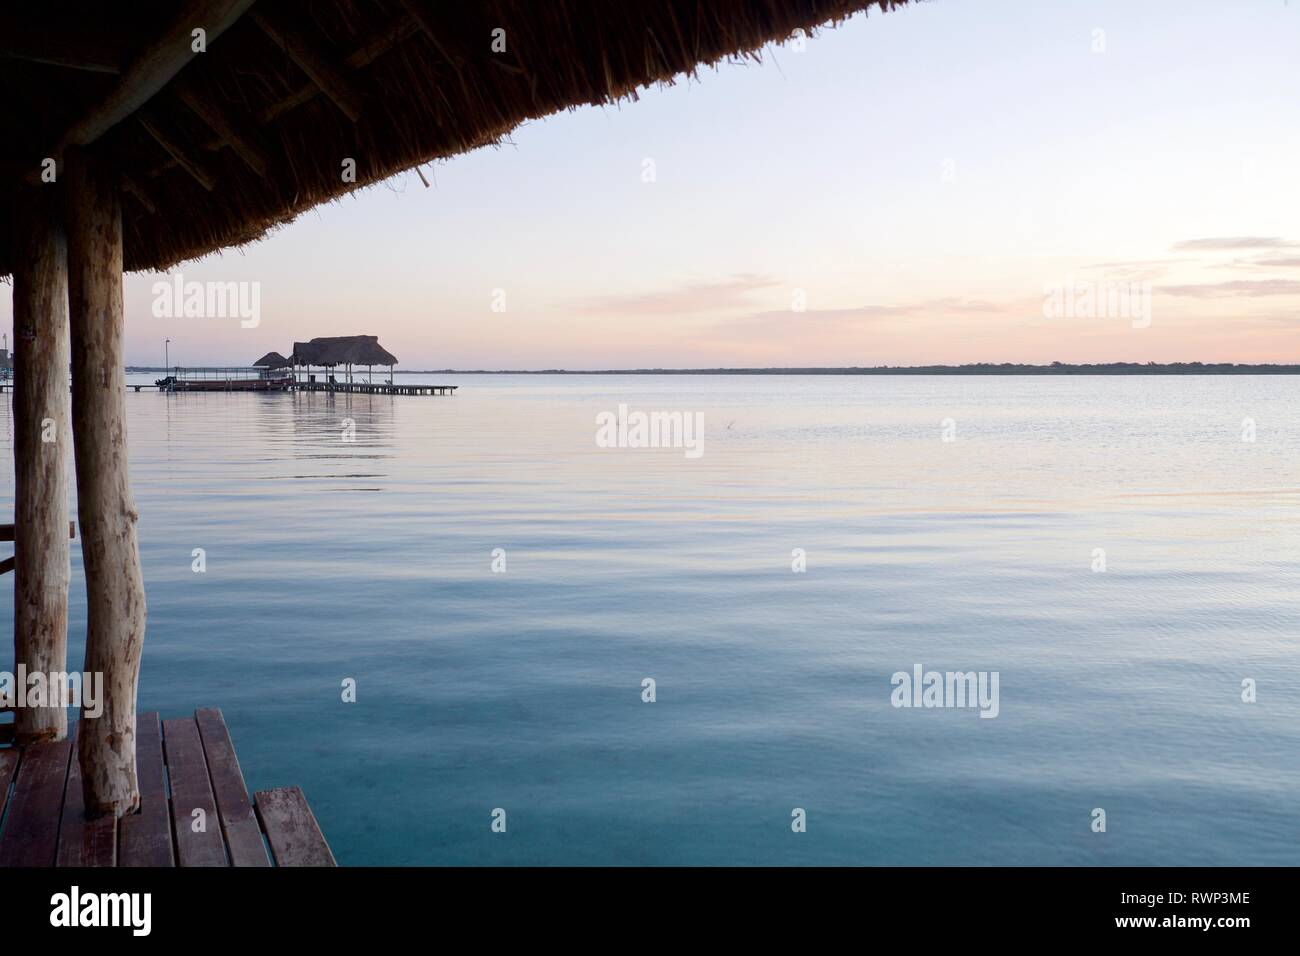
[10,186,72,746]
[66,148,145,818]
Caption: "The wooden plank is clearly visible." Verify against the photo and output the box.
[162,717,227,866]
[0,737,73,866]
[195,708,268,867]
[56,725,117,866]
[0,522,75,542]
[4,522,65,573]
[119,712,175,867]
[254,787,336,867]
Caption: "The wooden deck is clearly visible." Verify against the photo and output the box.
[0,708,334,867]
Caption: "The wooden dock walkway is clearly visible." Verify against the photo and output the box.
[296,381,457,395]
[3,382,457,395]
[0,708,334,867]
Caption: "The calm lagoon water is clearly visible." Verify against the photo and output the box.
[3,374,1299,865]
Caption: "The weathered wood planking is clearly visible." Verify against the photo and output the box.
[0,736,73,866]
[255,787,336,867]
[195,708,269,866]
[118,712,174,866]
[0,709,332,867]
[56,725,117,866]
[161,717,227,866]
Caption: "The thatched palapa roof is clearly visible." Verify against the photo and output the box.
[252,350,291,367]
[0,1,907,277]
[292,335,397,366]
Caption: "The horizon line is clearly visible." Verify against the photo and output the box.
[121,361,1300,376]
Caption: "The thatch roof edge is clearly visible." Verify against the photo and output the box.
[0,1,909,276]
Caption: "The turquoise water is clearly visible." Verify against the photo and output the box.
[3,374,1299,865]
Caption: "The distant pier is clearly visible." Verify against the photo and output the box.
[4,378,458,395]
[296,380,456,395]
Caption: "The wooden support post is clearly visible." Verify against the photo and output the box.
[11,187,72,745]
[65,148,145,818]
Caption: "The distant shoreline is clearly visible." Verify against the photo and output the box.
[124,363,1300,375]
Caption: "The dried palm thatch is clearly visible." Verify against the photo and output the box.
[0,0,908,277]
[291,335,397,366]
[251,350,291,367]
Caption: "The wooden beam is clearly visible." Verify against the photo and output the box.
[121,172,158,214]
[394,0,479,117]
[141,16,415,170]
[0,522,76,543]
[397,0,464,67]
[137,113,217,190]
[397,2,524,77]
[10,186,72,745]
[350,16,421,68]
[260,17,418,123]
[251,8,362,121]
[174,78,269,176]
[65,148,146,819]
[59,0,258,150]
[0,27,122,74]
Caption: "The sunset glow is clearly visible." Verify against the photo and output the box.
[7,0,1296,369]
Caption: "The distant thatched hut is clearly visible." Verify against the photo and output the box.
[291,335,397,384]
[1,0,907,816]
[251,351,291,369]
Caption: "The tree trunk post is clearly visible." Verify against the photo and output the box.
[65,148,145,817]
[11,186,72,745]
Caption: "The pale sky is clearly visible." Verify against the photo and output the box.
[8,0,1300,368]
